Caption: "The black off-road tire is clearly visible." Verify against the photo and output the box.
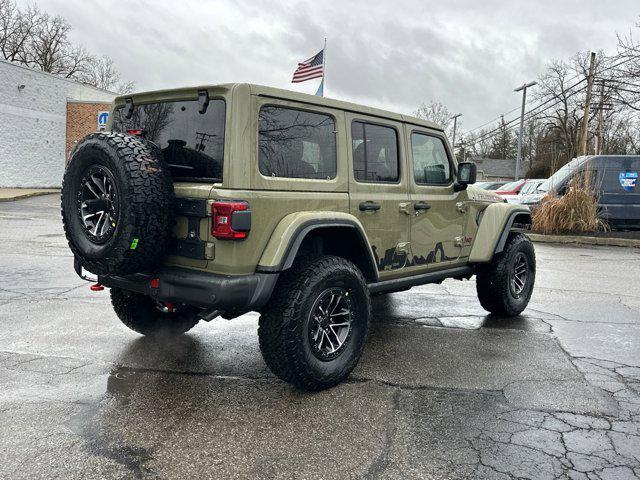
[476,232,536,316]
[258,256,371,391]
[110,288,200,336]
[61,132,174,276]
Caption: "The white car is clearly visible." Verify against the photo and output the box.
[501,179,546,204]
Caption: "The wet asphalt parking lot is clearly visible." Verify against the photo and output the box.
[0,194,639,480]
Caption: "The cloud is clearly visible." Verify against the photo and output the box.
[25,0,639,132]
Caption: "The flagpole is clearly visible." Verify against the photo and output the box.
[323,37,327,97]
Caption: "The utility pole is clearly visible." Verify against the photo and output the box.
[514,80,537,180]
[451,113,462,153]
[460,137,467,162]
[595,79,605,155]
[579,51,596,156]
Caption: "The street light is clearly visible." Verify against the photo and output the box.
[451,113,462,153]
[514,81,537,180]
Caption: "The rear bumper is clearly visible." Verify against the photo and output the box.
[98,267,278,312]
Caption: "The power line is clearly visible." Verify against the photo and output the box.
[464,78,585,141]
[599,78,640,91]
[463,55,637,141]
[463,66,596,136]
[464,105,525,135]
[464,87,588,150]
[465,80,588,147]
[612,85,640,95]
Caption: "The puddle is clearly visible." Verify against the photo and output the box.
[416,316,485,330]
[412,314,551,333]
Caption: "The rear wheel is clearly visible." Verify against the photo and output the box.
[476,233,536,316]
[258,256,370,391]
[110,288,200,336]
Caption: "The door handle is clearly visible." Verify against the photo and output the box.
[414,202,432,211]
[398,202,412,215]
[359,201,381,212]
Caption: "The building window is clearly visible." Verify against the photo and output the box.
[352,121,399,183]
[411,132,451,185]
[258,106,337,179]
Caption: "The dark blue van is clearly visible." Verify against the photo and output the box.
[533,155,640,229]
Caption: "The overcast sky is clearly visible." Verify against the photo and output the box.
[23,0,639,133]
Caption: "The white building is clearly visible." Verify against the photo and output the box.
[0,59,117,188]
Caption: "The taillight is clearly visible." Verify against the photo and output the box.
[211,201,251,239]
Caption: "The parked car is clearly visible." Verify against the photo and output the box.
[521,155,640,228]
[494,179,526,201]
[60,83,536,391]
[506,179,546,204]
[475,180,509,190]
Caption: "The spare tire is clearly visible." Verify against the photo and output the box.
[61,132,174,276]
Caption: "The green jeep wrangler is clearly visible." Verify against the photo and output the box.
[61,84,535,390]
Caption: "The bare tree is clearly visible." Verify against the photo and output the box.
[414,101,456,137]
[464,128,493,159]
[25,12,88,77]
[0,0,42,63]
[614,26,640,112]
[1,0,132,92]
[76,54,134,93]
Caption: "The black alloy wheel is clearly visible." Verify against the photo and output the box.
[308,287,354,361]
[78,165,119,243]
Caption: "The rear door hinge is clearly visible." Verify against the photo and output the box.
[454,235,473,247]
[398,202,412,215]
[396,242,411,254]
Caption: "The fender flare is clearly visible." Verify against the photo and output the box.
[469,203,531,263]
[494,210,532,255]
[256,212,379,280]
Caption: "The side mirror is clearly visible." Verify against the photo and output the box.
[454,162,477,192]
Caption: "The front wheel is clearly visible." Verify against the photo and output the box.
[476,233,536,316]
[258,256,371,391]
[111,288,200,336]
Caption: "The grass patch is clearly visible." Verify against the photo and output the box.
[532,174,608,234]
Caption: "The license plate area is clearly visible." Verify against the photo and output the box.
[170,198,209,260]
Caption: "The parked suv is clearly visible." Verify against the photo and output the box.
[61,84,536,390]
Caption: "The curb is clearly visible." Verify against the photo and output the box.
[527,233,640,248]
[0,190,60,203]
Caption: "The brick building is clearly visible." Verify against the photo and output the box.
[65,101,113,159]
[0,59,117,188]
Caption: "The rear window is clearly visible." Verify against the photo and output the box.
[111,99,225,182]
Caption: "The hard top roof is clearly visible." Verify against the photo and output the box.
[114,83,444,132]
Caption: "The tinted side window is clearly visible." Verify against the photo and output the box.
[411,133,451,185]
[111,100,225,181]
[352,121,399,182]
[258,106,336,179]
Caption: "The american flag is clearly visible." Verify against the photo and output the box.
[291,49,324,83]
